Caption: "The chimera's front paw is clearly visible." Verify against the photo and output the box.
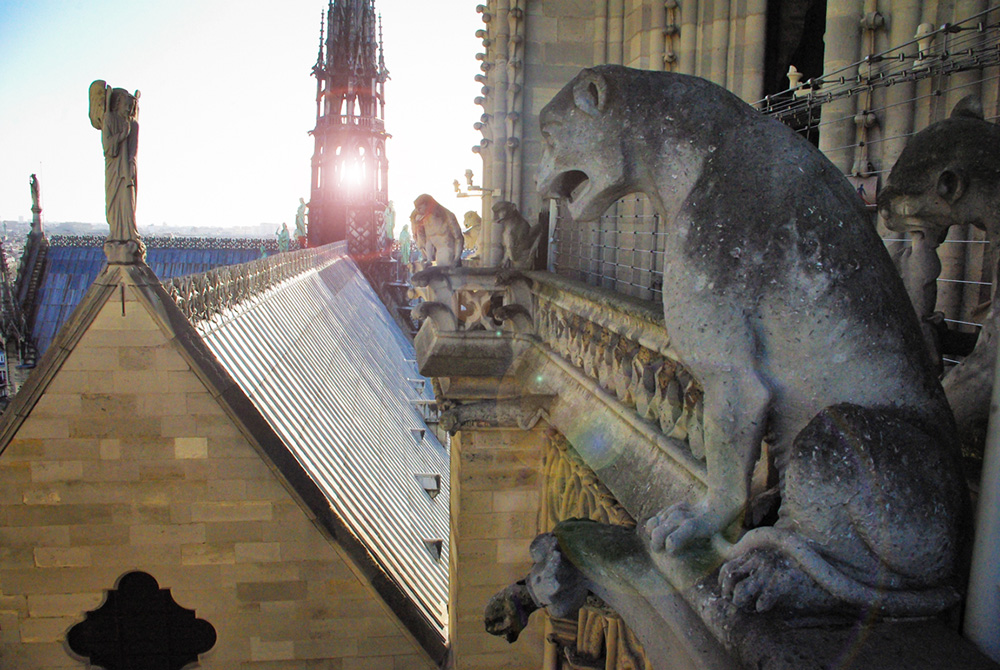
[719,549,798,613]
[644,501,713,555]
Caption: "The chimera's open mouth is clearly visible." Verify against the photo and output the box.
[551,170,589,203]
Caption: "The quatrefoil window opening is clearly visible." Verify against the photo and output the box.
[67,571,217,670]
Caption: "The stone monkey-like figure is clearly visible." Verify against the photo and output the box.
[494,200,546,270]
[411,194,464,266]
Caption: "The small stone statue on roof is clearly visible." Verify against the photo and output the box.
[383,201,396,241]
[89,80,145,264]
[294,198,308,248]
[29,174,42,236]
[276,222,290,253]
[398,224,412,265]
[29,174,39,212]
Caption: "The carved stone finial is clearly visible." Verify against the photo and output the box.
[28,174,42,235]
[88,80,145,264]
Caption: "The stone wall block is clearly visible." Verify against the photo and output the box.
[47,371,115,394]
[191,501,273,523]
[4,440,44,463]
[493,490,538,512]
[154,346,191,371]
[32,547,92,569]
[68,523,129,546]
[0,611,21,644]
[174,436,208,459]
[129,523,206,545]
[18,616,75,643]
[41,439,101,461]
[84,329,164,348]
[26,593,102,618]
[206,520,264,544]
[31,393,82,416]
[69,415,160,440]
[237,580,309,603]
[117,346,158,370]
[542,0,593,18]
[139,393,189,416]
[82,460,140,482]
[61,349,121,372]
[0,567,123,595]
[98,439,120,460]
[250,635,295,662]
[90,304,160,332]
[344,655,394,670]
[295,638,360,659]
[30,461,83,483]
[182,543,236,566]
[17,419,69,441]
[4,503,115,527]
[186,392,226,416]
[235,542,281,563]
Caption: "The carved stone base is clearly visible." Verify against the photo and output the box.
[104,239,146,265]
[488,520,1000,670]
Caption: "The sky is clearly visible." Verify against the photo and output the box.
[0,0,484,235]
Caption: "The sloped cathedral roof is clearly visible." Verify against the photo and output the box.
[0,242,450,660]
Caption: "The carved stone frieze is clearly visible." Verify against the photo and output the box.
[533,288,704,462]
[542,430,635,532]
[548,602,653,670]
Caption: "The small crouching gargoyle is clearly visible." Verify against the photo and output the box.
[488,65,969,650]
[879,96,1000,454]
[495,200,546,270]
[89,80,145,264]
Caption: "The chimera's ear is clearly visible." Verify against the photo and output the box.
[951,95,984,120]
[936,168,967,204]
[573,69,609,117]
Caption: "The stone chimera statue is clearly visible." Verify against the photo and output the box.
[490,66,969,648]
[880,96,1000,455]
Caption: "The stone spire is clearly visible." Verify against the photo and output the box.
[308,0,389,253]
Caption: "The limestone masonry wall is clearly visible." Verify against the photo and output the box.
[0,283,434,669]
[449,427,544,669]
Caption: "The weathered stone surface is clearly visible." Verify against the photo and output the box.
[536,65,968,617]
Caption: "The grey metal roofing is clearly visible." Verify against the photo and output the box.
[194,250,450,639]
[31,238,275,357]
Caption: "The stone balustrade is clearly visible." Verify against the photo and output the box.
[529,273,705,464]
[411,266,707,517]
[166,242,343,325]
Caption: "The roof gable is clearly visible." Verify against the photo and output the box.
[0,259,449,663]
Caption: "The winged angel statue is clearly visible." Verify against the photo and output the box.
[89,80,145,263]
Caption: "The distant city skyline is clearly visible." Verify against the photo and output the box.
[0,0,484,235]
